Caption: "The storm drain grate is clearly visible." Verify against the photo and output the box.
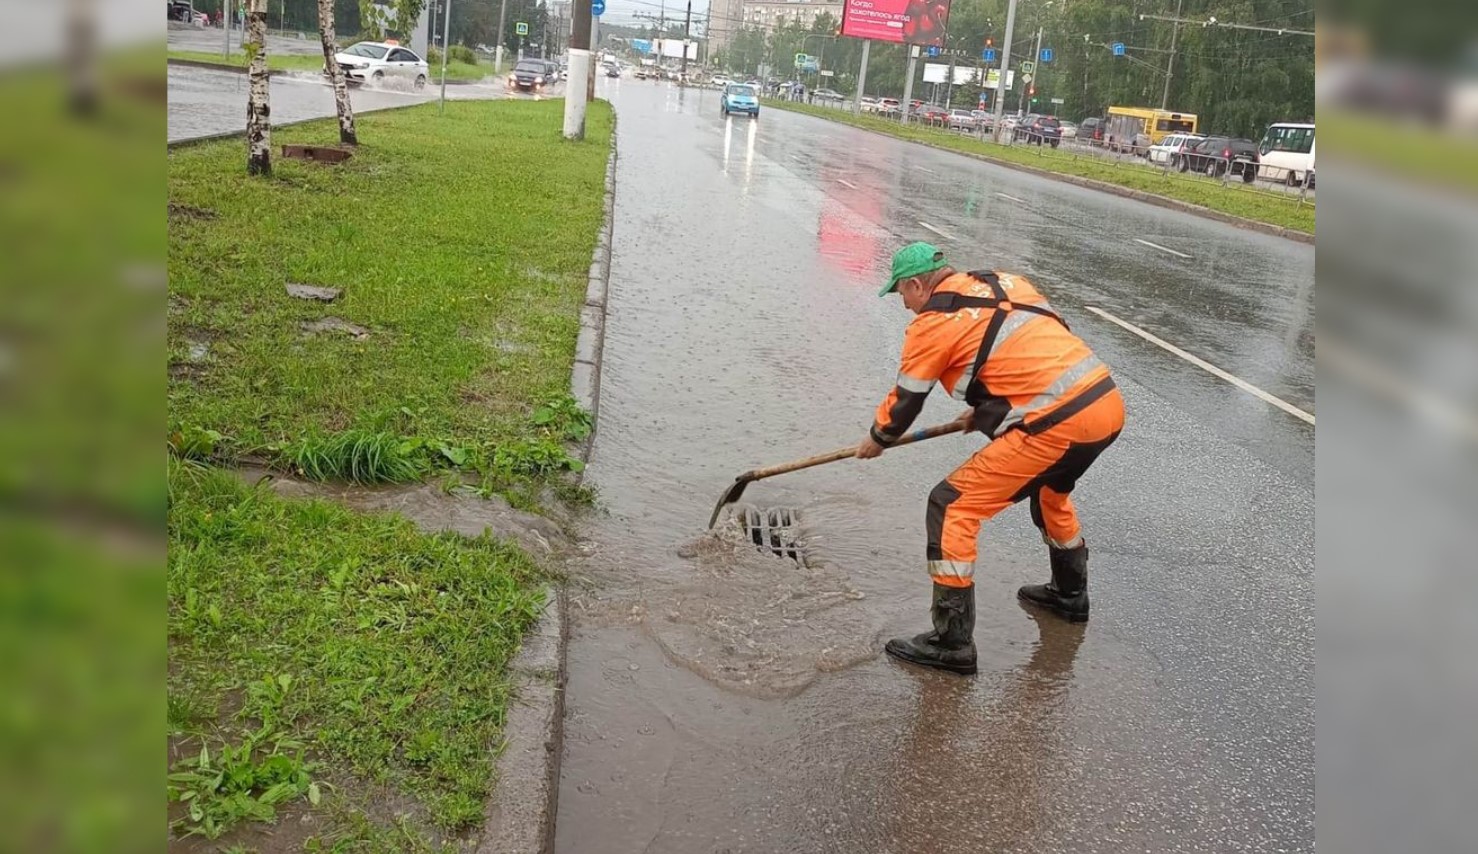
[739,506,806,565]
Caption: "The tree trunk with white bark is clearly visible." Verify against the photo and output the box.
[66,0,97,116]
[245,0,272,176]
[318,0,357,145]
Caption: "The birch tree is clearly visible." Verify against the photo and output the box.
[67,0,97,115]
[318,0,357,145]
[245,0,272,176]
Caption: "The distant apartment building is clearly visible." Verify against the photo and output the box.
[709,0,842,54]
[708,0,746,54]
[743,1,843,31]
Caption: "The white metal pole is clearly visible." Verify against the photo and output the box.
[853,39,870,116]
[439,0,452,113]
[495,0,509,72]
[991,0,1018,142]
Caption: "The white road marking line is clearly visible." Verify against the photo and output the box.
[1321,336,1477,442]
[917,166,937,174]
[1084,306,1315,425]
[995,192,1026,203]
[837,178,859,189]
[1133,238,1193,259]
[917,221,955,241]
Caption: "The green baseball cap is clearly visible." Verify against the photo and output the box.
[880,242,949,296]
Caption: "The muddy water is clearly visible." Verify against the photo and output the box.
[556,81,1313,851]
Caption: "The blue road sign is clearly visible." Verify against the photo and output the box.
[592,0,605,15]
[1040,47,1053,63]
[982,47,997,62]
[927,45,940,57]
[1112,42,1126,56]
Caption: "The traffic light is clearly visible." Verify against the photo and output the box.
[985,37,994,48]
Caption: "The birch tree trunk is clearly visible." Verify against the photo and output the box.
[318,0,357,144]
[245,0,272,176]
[66,0,97,115]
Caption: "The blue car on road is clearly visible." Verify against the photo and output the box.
[721,83,760,118]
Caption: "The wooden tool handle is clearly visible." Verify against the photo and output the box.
[737,421,967,484]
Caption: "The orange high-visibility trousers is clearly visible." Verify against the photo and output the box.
[925,387,1125,587]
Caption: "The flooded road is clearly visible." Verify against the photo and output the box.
[557,80,1313,852]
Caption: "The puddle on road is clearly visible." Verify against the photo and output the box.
[570,497,887,698]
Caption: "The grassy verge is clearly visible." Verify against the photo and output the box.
[167,463,545,846]
[167,49,489,82]
[168,99,610,504]
[168,97,608,846]
[1319,109,1478,192]
[765,100,1315,234]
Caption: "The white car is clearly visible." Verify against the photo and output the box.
[334,41,430,89]
[1148,132,1205,165]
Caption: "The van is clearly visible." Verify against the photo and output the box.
[1257,123,1315,187]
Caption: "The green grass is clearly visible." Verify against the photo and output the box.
[766,100,1315,234]
[168,99,611,497]
[167,463,547,837]
[1320,109,1478,192]
[167,49,490,82]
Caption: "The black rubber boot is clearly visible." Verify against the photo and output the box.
[1018,543,1090,622]
[885,583,978,675]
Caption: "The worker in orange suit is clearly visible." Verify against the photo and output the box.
[857,243,1125,675]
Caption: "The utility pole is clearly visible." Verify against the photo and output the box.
[223,0,232,59]
[494,0,508,71]
[853,39,870,116]
[899,44,918,124]
[1019,26,1041,115]
[682,0,692,79]
[1160,0,1183,109]
[438,0,452,113]
[991,0,1018,142]
[564,0,592,139]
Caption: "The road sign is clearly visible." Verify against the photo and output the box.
[1112,42,1125,56]
[591,0,605,15]
[1040,47,1054,63]
[1022,73,1033,84]
[982,47,997,62]
[820,69,835,77]
[1050,97,1065,105]
[1020,59,1035,75]
[515,21,528,35]
[927,45,940,57]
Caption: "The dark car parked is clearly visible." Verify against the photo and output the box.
[1077,116,1105,145]
[1179,136,1260,182]
[1014,114,1062,147]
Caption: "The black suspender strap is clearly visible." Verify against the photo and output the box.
[1021,375,1118,435]
[917,271,1074,407]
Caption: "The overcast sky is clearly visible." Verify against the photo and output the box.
[595,0,715,29]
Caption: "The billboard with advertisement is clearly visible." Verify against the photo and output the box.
[840,0,952,46]
[922,63,1014,89]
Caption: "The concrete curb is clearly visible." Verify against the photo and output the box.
[478,584,567,854]
[571,113,618,447]
[770,104,1315,246]
[478,113,617,854]
[166,101,431,148]
[167,57,281,77]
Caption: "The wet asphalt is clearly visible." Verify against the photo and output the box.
[166,65,516,143]
[542,77,1309,853]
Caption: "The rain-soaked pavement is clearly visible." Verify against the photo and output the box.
[167,64,520,142]
[557,80,1313,853]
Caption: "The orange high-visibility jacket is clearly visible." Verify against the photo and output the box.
[872,271,1115,445]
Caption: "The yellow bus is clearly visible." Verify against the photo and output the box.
[1104,107,1199,153]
